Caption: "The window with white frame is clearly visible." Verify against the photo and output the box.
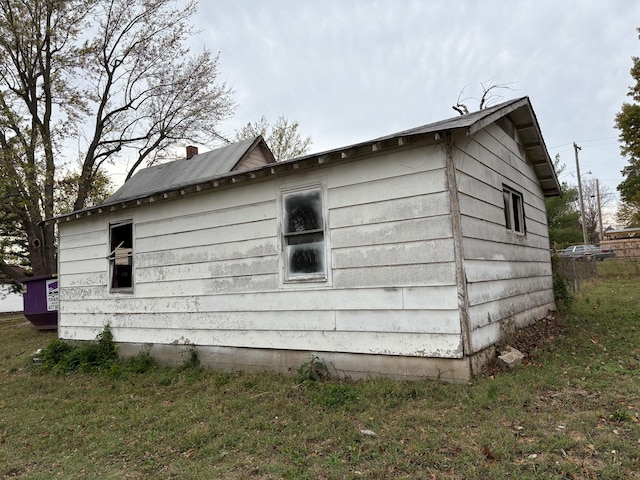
[109,221,134,291]
[502,186,526,234]
[282,188,326,281]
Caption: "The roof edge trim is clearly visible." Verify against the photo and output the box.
[467,97,530,136]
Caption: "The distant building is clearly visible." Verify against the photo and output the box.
[602,227,640,258]
[0,266,26,313]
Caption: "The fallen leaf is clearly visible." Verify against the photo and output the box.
[482,446,500,461]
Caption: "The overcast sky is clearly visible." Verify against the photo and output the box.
[188,0,639,221]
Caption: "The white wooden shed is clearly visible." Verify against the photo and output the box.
[51,97,561,381]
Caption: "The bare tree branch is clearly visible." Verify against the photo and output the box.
[1,0,235,275]
[75,0,234,201]
[452,79,518,114]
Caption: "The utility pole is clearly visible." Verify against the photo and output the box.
[574,142,589,245]
[596,178,604,242]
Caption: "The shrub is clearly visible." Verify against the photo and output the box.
[39,338,74,370]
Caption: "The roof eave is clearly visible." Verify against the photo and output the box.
[46,98,560,225]
[470,97,561,198]
[44,135,433,225]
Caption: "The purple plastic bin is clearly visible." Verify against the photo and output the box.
[20,275,58,330]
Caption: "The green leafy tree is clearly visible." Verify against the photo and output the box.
[617,201,640,227]
[0,179,28,285]
[545,157,582,247]
[546,185,582,248]
[0,0,234,280]
[235,116,312,162]
[614,27,640,227]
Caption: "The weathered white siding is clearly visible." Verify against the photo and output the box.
[58,143,463,359]
[452,124,555,353]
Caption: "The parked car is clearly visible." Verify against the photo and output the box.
[557,244,615,260]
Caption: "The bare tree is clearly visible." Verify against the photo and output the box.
[0,0,91,276]
[235,116,312,162]
[579,177,614,243]
[0,0,235,278]
[75,0,234,205]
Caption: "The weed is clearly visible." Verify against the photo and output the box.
[319,383,353,407]
[499,315,517,346]
[36,325,156,376]
[180,345,200,370]
[552,255,573,308]
[296,354,328,383]
[122,351,155,374]
[610,409,632,423]
[38,324,117,374]
[39,338,73,368]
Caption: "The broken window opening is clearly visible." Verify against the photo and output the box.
[109,222,133,290]
[502,186,526,234]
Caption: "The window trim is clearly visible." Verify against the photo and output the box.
[278,181,330,286]
[108,220,134,293]
[502,185,526,234]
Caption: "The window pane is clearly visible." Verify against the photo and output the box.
[512,194,521,232]
[111,223,132,250]
[502,190,512,230]
[284,190,322,233]
[112,259,132,288]
[287,240,324,275]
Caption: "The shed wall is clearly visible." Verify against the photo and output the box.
[452,125,555,353]
[58,143,463,361]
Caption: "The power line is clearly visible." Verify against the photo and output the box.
[548,136,618,150]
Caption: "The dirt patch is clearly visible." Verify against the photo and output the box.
[509,314,565,355]
[482,313,565,377]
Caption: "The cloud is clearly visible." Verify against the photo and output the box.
[192,0,640,206]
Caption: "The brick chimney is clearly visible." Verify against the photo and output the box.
[186,145,198,159]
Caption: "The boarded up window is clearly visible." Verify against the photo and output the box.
[283,189,326,280]
[502,186,526,234]
[109,221,133,291]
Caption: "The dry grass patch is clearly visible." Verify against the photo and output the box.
[1,273,639,479]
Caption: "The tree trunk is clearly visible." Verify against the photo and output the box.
[22,217,56,276]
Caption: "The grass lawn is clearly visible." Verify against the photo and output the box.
[1,276,639,479]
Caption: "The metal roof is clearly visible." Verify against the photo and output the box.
[106,136,266,204]
[48,96,560,224]
[289,97,560,197]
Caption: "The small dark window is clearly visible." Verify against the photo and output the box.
[283,189,326,280]
[109,222,133,290]
[502,186,526,234]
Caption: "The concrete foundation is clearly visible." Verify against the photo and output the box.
[116,343,484,383]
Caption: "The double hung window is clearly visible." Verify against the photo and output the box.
[502,186,526,234]
[282,188,326,282]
